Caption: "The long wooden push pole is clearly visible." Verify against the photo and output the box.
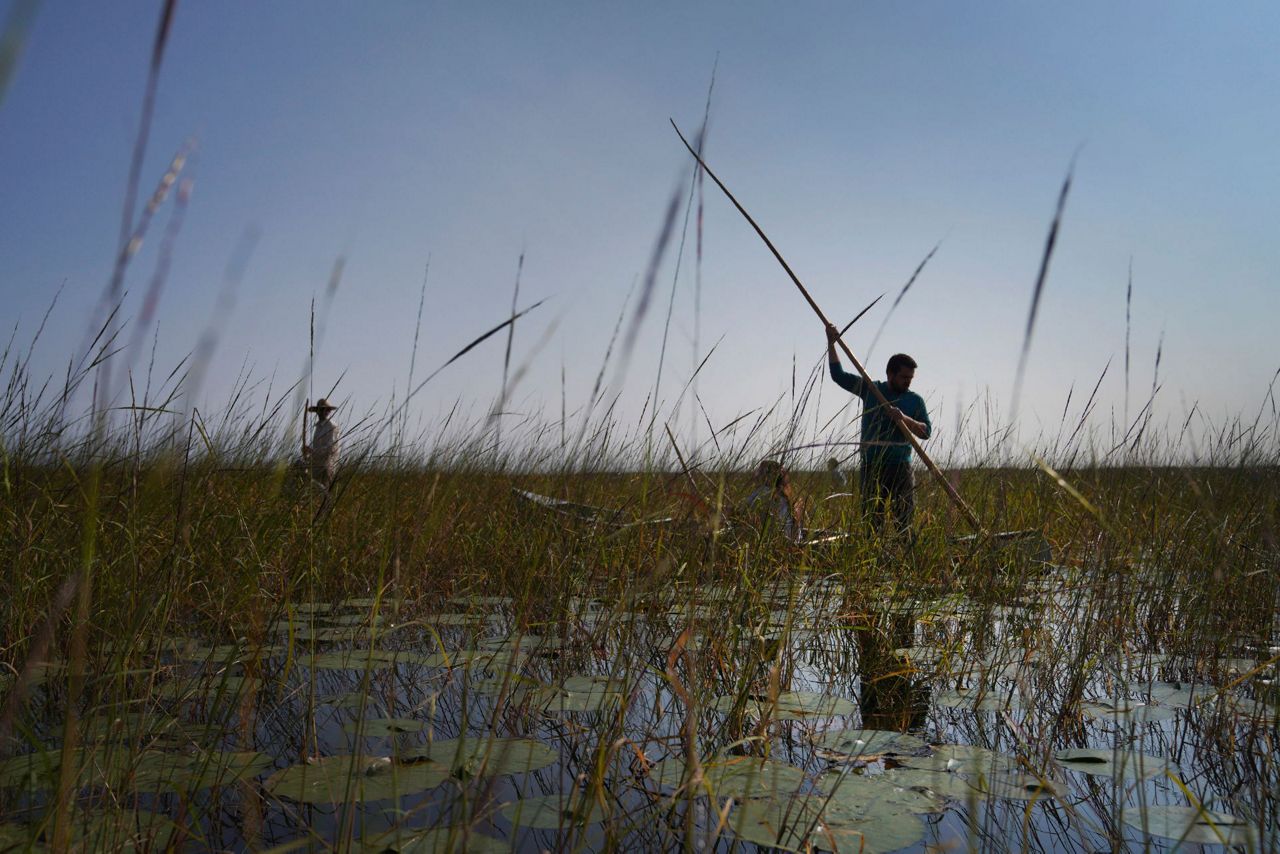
[671,120,986,535]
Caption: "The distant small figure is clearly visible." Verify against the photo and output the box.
[306,398,341,490]
[744,459,804,541]
[826,457,847,492]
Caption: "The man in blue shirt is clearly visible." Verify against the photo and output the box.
[825,323,932,537]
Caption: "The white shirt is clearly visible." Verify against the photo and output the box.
[311,418,340,480]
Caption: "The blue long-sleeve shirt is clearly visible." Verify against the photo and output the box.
[829,361,931,466]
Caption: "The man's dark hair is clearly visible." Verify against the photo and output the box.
[886,353,917,375]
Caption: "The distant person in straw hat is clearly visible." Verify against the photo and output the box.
[305,398,340,490]
[744,459,805,541]
[825,324,931,538]
[826,457,848,492]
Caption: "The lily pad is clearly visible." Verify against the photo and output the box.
[129,749,275,791]
[172,643,247,665]
[892,645,949,666]
[478,635,564,654]
[298,649,432,670]
[651,756,810,799]
[0,748,89,792]
[1144,681,1217,709]
[497,792,610,828]
[449,595,513,608]
[726,797,817,852]
[934,687,1022,711]
[155,674,260,703]
[431,613,486,626]
[1082,699,1176,724]
[320,691,379,710]
[69,808,191,850]
[290,602,338,615]
[342,597,406,610]
[1053,747,1176,780]
[79,713,188,745]
[814,729,926,761]
[882,768,1001,802]
[731,797,928,853]
[344,718,424,737]
[710,691,857,721]
[1121,804,1257,846]
[324,612,393,627]
[819,771,945,815]
[187,750,275,788]
[895,744,1022,777]
[535,675,624,713]
[287,626,369,643]
[0,746,268,795]
[400,737,559,777]
[297,651,396,671]
[0,824,37,850]
[355,825,508,853]
[418,649,524,670]
[265,754,450,803]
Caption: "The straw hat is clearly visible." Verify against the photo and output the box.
[307,398,337,414]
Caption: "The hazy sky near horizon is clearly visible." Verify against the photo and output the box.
[1,1,1276,462]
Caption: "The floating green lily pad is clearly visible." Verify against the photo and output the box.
[344,718,424,737]
[79,713,188,745]
[0,823,37,850]
[290,602,338,615]
[478,635,564,654]
[892,645,949,666]
[155,674,260,703]
[431,613,486,626]
[814,729,926,760]
[299,651,399,671]
[127,749,274,791]
[882,767,1000,802]
[731,796,928,853]
[418,649,524,670]
[265,754,450,803]
[297,648,433,671]
[0,746,269,795]
[1121,805,1256,846]
[726,798,814,852]
[651,756,810,799]
[1053,747,1176,780]
[497,792,610,828]
[534,675,624,713]
[187,750,275,788]
[355,825,509,853]
[710,691,857,721]
[1144,681,1217,709]
[449,595,513,608]
[895,744,1022,777]
[287,626,369,643]
[399,737,559,777]
[172,643,247,665]
[1082,699,1176,724]
[320,691,379,710]
[0,748,87,792]
[818,771,945,815]
[934,687,1022,711]
[323,612,393,627]
[342,597,405,610]
[69,807,191,850]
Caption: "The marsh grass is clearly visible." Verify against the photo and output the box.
[0,339,1276,850]
[1,10,1277,844]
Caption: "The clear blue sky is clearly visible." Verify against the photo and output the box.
[2,1,1276,462]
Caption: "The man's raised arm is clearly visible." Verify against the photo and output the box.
[826,323,866,397]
